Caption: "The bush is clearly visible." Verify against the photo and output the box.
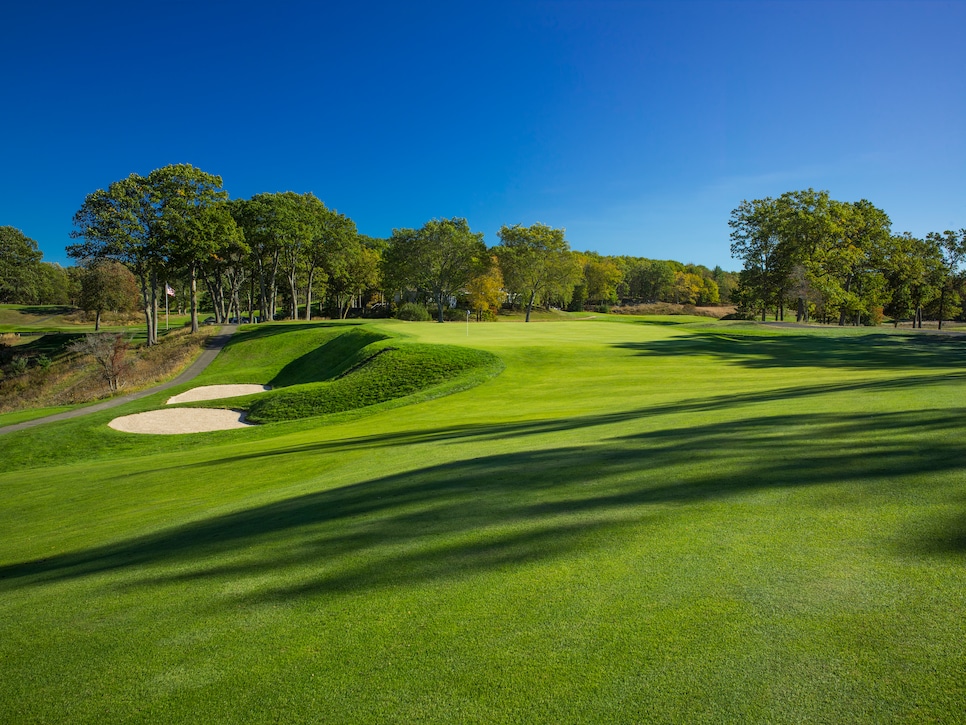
[396,303,431,321]
[9,357,28,377]
[594,304,611,314]
[443,308,468,322]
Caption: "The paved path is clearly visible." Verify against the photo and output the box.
[0,325,238,437]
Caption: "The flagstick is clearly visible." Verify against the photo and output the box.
[165,282,169,331]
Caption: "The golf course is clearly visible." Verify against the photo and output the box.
[1,315,965,722]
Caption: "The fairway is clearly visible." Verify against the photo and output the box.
[1,317,965,723]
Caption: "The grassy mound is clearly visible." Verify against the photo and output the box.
[246,341,501,423]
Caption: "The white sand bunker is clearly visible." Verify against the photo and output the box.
[109,408,254,435]
[166,384,270,404]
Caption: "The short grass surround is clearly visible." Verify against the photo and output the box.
[1,318,965,723]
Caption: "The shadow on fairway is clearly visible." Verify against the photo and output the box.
[615,331,966,371]
[3,405,965,600]
[4,305,75,317]
[0,332,85,358]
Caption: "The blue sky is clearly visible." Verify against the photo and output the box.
[1,0,963,271]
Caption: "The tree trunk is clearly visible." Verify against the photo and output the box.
[149,270,159,345]
[190,265,199,333]
[526,290,537,322]
[305,268,314,321]
[95,310,101,332]
[939,286,946,330]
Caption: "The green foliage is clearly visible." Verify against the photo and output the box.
[0,227,43,304]
[496,223,582,321]
[442,307,467,322]
[395,302,431,321]
[382,218,487,323]
[9,356,28,376]
[78,260,140,330]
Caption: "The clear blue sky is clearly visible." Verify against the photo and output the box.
[2,0,963,271]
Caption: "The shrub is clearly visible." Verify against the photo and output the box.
[443,308,468,322]
[396,303,431,321]
[9,356,28,377]
[68,333,132,392]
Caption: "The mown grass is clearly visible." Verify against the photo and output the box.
[1,317,965,723]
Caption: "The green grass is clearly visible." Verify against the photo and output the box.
[0,405,78,426]
[1,317,965,722]
[0,303,192,334]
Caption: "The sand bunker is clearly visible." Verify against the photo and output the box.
[109,408,254,435]
[166,384,270,404]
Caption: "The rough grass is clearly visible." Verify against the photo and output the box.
[0,326,215,413]
[1,318,965,723]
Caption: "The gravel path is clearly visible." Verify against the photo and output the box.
[0,325,238,437]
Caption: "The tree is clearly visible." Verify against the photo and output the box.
[0,226,43,303]
[729,197,793,320]
[78,260,140,330]
[926,229,966,329]
[309,204,359,320]
[582,255,623,305]
[466,256,505,320]
[34,263,71,305]
[231,193,292,322]
[883,233,942,327]
[197,204,249,323]
[327,241,380,319]
[69,333,131,393]
[149,164,230,333]
[496,223,581,321]
[69,174,163,344]
[383,218,487,322]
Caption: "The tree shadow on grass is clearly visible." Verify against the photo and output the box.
[615,331,966,371]
[0,332,84,358]
[3,407,964,602]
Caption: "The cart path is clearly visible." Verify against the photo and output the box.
[0,325,238,437]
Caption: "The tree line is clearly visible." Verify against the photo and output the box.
[0,164,739,343]
[730,188,966,327]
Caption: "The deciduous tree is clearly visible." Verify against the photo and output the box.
[0,226,43,303]
[78,260,139,330]
[383,218,487,322]
[496,223,581,321]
